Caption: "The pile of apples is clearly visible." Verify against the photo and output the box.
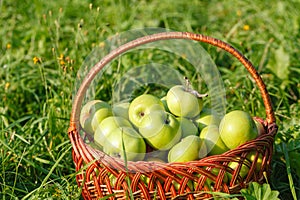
[80,83,265,164]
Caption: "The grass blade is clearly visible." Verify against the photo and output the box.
[21,145,72,200]
[121,128,134,200]
[282,143,298,200]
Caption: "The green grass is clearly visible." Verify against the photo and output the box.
[1,0,299,199]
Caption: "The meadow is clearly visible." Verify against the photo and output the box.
[1,0,299,199]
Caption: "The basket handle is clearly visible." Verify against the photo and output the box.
[69,32,275,131]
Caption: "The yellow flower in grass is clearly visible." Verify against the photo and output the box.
[6,43,11,49]
[60,60,66,66]
[33,56,41,64]
[58,54,66,66]
[5,82,10,90]
[58,53,64,60]
[243,25,250,31]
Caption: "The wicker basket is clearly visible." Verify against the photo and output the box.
[68,31,278,199]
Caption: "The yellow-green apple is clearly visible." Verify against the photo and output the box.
[194,108,220,131]
[246,151,263,172]
[253,118,266,136]
[227,161,250,181]
[172,174,194,191]
[128,94,164,127]
[177,117,199,138]
[219,110,258,149]
[166,85,203,118]
[145,157,166,162]
[102,126,146,161]
[89,168,100,181]
[94,116,133,147]
[112,102,130,120]
[168,135,207,162]
[109,173,117,186]
[88,141,103,151]
[199,125,229,155]
[80,100,112,135]
[161,96,170,112]
[140,174,150,185]
[145,149,168,162]
[194,168,229,190]
[139,110,181,150]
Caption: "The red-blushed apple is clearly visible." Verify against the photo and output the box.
[112,102,130,120]
[199,125,229,155]
[128,94,164,127]
[80,100,112,135]
[168,135,207,162]
[219,110,258,149]
[102,126,146,161]
[139,110,181,150]
[94,116,133,147]
[166,85,203,118]
[177,117,199,138]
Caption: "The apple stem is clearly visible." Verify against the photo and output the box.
[184,76,208,98]
[184,76,191,91]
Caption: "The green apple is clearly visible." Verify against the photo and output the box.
[253,118,266,136]
[161,96,170,112]
[140,174,150,185]
[246,151,263,172]
[194,168,228,190]
[88,141,103,151]
[166,85,203,118]
[112,102,130,120]
[199,125,229,155]
[227,161,250,181]
[94,116,133,147]
[194,108,221,131]
[89,168,100,181]
[172,174,194,191]
[139,110,181,150]
[102,126,146,161]
[144,149,168,162]
[145,157,166,162]
[177,117,199,138]
[219,110,258,149]
[168,135,207,162]
[108,173,122,188]
[109,173,117,186]
[80,100,113,135]
[128,94,165,127]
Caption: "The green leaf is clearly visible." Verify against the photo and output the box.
[240,182,280,200]
[267,46,290,80]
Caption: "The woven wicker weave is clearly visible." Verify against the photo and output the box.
[68,32,278,199]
